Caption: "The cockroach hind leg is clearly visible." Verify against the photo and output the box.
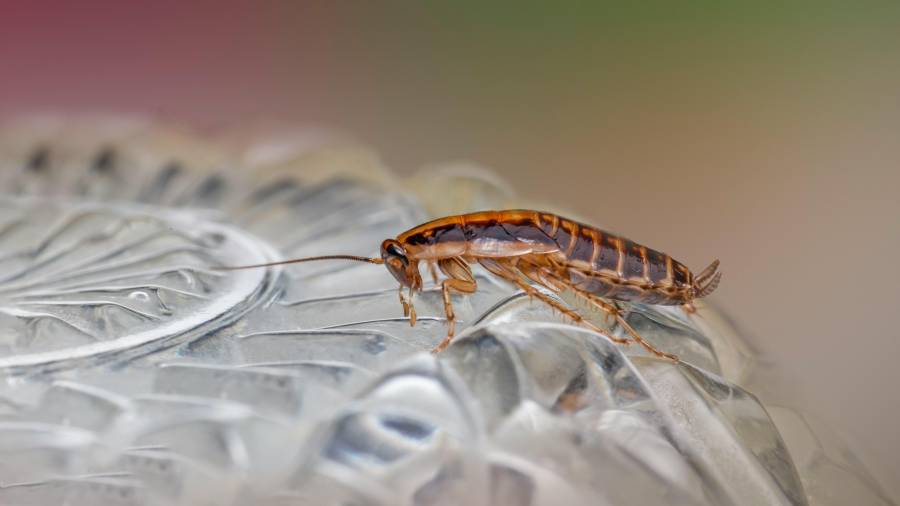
[602,301,678,361]
[602,310,617,327]
[506,266,632,347]
[530,272,630,346]
[583,318,631,346]
[431,331,454,354]
[615,313,679,363]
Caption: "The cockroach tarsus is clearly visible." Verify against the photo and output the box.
[218,210,722,362]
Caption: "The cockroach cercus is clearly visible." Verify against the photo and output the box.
[218,210,721,361]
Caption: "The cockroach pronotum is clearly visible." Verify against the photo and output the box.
[219,210,721,361]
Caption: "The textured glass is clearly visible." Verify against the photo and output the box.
[0,119,892,506]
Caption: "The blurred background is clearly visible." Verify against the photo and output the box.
[2,1,898,499]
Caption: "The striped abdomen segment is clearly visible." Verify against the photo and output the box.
[536,213,692,304]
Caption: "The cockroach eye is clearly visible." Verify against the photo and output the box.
[387,243,405,257]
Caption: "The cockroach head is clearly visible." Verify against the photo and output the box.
[381,239,421,289]
[692,259,722,299]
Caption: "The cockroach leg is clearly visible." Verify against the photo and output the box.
[407,286,417,327]
[428,261,439,285]
[432,258,477,353]
[399,284,417,326]
[526,263,675,360]
[526,270,630,346]
[584,295,679,362]
[432,277,477,354]
[520,265,659,356]
[481,259,629,346]
[682,302,697,315]
[514,277,622,343]
[399,284,410,317]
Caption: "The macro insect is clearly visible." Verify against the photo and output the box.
[220,210,721,361]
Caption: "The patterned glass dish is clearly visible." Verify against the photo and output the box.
[0,118,892,506]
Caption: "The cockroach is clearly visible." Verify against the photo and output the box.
[219,210,721,361]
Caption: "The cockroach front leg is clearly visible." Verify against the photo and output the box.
[399,285,409,315]
[408,286,417,326]
[399,285,417,326]
[432,277,477,354]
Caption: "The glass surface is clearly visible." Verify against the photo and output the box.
[0,120,892,506]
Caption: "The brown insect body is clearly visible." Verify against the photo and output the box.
[397,210,699,305]
[223,209,722,361]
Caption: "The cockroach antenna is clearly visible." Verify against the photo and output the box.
[214,255,383,270]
